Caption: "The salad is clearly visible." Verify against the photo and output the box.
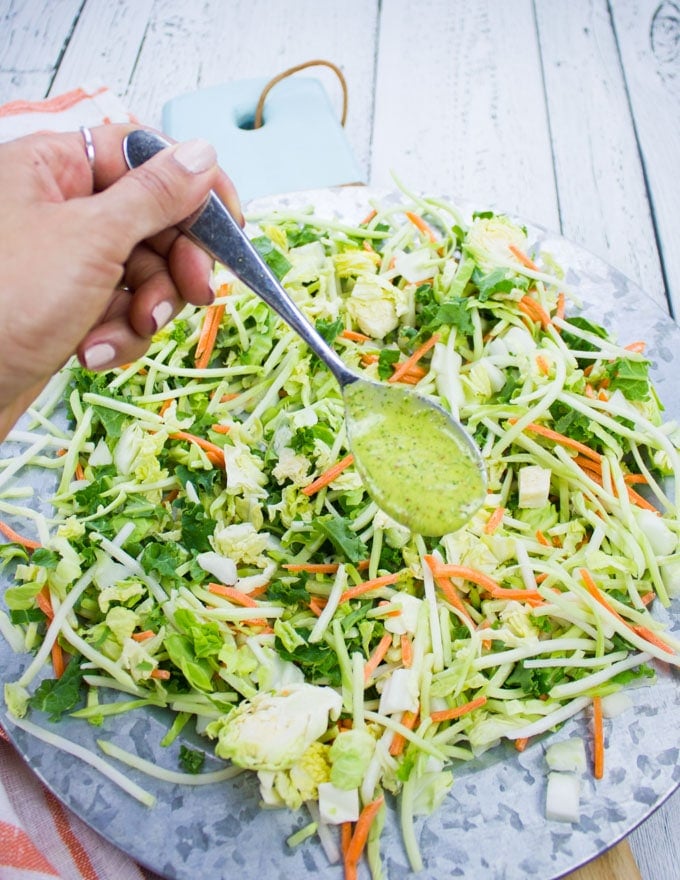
[1,187,680,879]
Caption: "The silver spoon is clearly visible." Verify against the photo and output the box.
[123,130,486,535]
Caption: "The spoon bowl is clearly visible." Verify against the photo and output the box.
[124,130,487,535]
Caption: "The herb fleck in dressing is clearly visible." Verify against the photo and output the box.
[343,381,486,536]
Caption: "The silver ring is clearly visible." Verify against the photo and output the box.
[79,126,96,175]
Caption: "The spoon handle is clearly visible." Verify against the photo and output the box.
[123,129,356,387]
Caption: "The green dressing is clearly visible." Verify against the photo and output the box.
[343,381,486,536]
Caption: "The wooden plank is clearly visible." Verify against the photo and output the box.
[123,0,379,177]
[49,0,154,99]
[0,0,83,102]
[371,0,559,229]
[535,0,665,309]
[565,839,642,880]
[629,793,680,880]
[610,0,680,316]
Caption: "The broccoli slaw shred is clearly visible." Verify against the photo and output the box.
[3,191,680,876]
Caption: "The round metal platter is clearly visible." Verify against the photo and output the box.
[2,187,680,880]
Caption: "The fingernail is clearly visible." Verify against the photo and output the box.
[152,300,174,332]
[173,139,217,174]
[83,342,115,370]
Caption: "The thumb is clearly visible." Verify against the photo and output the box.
[90,138,222,257]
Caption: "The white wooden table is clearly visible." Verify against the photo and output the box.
[1,1,679,878]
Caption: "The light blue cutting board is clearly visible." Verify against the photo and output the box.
[162,76,364,202]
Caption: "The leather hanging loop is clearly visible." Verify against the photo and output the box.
[253,59,348,130]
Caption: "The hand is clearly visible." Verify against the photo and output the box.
[0,124,241,436]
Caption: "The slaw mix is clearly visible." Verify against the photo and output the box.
[2,189,680,876]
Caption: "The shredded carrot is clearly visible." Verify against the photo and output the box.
[208,583,258,607]
[364,633,393,682]
[388,710,419,756]
[210,423,231,434]
[535,529,551,547]
[584,383,596,399]
[341,821,353,858]
[340,572,401,603]
[132,630,155,642]
[626,486,660,514]
[535,573,549,584]
[556,292,566,320]
[341,329,372,343]
[74,461,85,481]
[35,586,53,620]
[433,574,475,623]
[302,453,354,496]
[428,561,543,606]
[510,419,602,463]
[514,737,529,752]
[360,209,377,225]
[592,696,604,779]
[536,354,551,376]
[624,341,646,353]
[308,596,328,617]
[430,695,487,724]
[51,642,66,679]
[518,295,552,329]
[640,591,655,606]
[597,389,609,402]
[159,398,173,417]
[163,488,179,504]
[150,668,171,680]
[0,520,41,550]
[631,624,674,654]
[400,633,413,668]
[195,302,226,369]
[344,795,385,880]
[248,584,270,598]
[220,392,240,402]
[169,431,225,468]
[388,333,440,384]
[55,448,67,458]
[405,210,438,243]
[484,507,505,535]
[478,619,492,651]
[509,244,540,272]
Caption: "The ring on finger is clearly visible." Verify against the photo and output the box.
[79,126,96,176]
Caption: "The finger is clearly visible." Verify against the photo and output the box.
[123,243,185,336]
[167,236,215,305]
[88,125,244,226]
[77,311,152,371]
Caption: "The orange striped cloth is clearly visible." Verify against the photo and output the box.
[0,86,154,880]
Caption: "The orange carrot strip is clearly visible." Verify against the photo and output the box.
[341,329,372,343]
[51,642,66,679]
[556,292,566,320]
[208,583,259,607]
[427,563,502,594]
[360,209,377,225]
[640,591,655,606]
[626,486,660,514]
[405,211,438,243]
[55,448,67,458]
[518,295,552,328]
[0,520,41,550]
[132,630,155,642]
[536,354,551,376]
[400,633,413,668]
[388,709,419,756]
[509,244,540,272]
[484,507,505,535]
[169,431,225,468]
[631,624,674,655]
[220,392,240,402]
[344,796,385,880]
[624,341,646,353]
[195,303,226,369]
[510,420,602,463]
[388,333,440,384]
[479,619,492,650]
[430,695,487,724]
[433,574,474,624]
[535,530,551,547]
[592,696,604,780]
[159,398,173,417]
[514,737,529,752]
[210,423,231,434]
[341,821,353,858]
[74,461,86,481]
[302,453,354,496]
[150,668,171,680]
[340,572,401,603]
[308,596,328,618]
[36,588,53,621]
[364,633,393,682]
[580,569,627,624]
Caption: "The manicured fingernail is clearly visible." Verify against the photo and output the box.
[152,300,174,332]
[83,342,115,370]
[172,139,217,174]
